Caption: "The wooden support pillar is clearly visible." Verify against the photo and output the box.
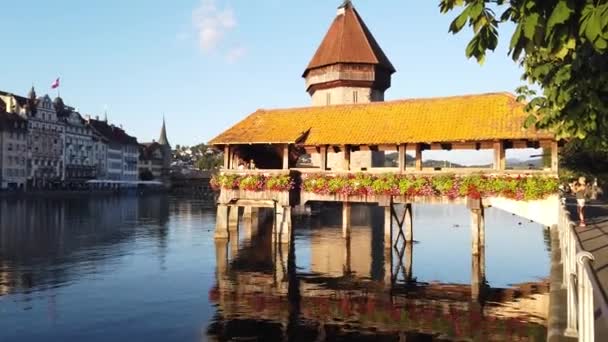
[470,203,485,301]
[223,145,230,169]
[282,144,289,170]
[319,146,327,171]
[229,229,239,260]
[415,144,422,171]
[471,251,481,301]
[242,206,257,240]
[214,204,230,239]
[274,205,291,244]
[251,207,259,234]
[272,238,288,286]
[405,241,413,282]
[404,203,413,242]
[214,239,228,284]
[384,206,392,248]
[384,245,393,286]
[493,141,506,171]
[343,234,351,275]
[398,143,406,173]
[342,202,351,238]
[228,205,239,231]
[342,145,350,171]
[243,206,252,220]
[551,140,559,172]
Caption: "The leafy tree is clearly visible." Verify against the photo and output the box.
[440,0,608,148]
[196,152,223,171]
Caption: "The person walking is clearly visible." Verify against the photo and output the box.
[572,177,588,227]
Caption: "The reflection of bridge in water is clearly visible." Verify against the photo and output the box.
[208,206,549,341]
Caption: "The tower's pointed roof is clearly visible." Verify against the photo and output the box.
[158,117,170,146]
[303,1,395,77]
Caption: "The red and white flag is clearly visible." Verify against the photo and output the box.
[51,77,60,89]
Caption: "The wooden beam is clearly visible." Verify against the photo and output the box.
[320,145,327,171]
[398,144,406,173]
[282,144,289,170]
[512,140,527,149]
[223,145,230,170]
[304,146,316,155]
[452,142,475,150]
[493,141,505,170]
[342,145,350,171]
[415,144,422,171]
[551,140,559,172]
[378,144,398,151]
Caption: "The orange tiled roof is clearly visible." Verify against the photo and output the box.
[208,92,554,146]
[303,2,395,76]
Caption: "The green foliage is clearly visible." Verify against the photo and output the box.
[440,0,608,148]
[196,153,223,171]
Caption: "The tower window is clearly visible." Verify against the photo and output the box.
[325,93,331,105]
[353,91,358,103]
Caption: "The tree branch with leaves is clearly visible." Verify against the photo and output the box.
[440,0,608,148]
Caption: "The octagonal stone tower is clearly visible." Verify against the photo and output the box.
[303,0,396,106]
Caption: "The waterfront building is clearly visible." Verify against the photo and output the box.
[138,119,172,185]
[90,120,109,180]
[88,118,139,181]
[25,89,66,188]
[62,107,98,182]
[0,111,28,190]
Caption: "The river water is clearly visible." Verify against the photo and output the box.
[0,196,550,341]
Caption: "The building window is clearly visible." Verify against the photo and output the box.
[326,93,331,105]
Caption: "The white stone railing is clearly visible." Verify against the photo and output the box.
[559,203,608,341]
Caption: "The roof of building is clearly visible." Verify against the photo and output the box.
[139,142,164,160]
[303,1,395,76]
[0,90,28,107]
[208,92,554,146]
[0,111,27,131]
[88,119,138,146]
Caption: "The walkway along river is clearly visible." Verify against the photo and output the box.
[0,195,550,341]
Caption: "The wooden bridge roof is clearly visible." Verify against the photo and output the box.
[208,92,554,146]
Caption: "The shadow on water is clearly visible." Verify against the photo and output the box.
[207,204,550,341]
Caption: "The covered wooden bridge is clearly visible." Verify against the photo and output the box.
[208,92,560,261]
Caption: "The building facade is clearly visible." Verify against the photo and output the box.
[26,92,66,188]
[0,111,28,190]
[88,119,139,181]
[63,109,98,182]
[139,119,171,185]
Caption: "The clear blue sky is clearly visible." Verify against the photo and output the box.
[2,0,531,162]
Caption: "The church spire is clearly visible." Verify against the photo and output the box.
[158,116,170,146]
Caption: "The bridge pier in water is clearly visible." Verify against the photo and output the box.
[383,203,414,249]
